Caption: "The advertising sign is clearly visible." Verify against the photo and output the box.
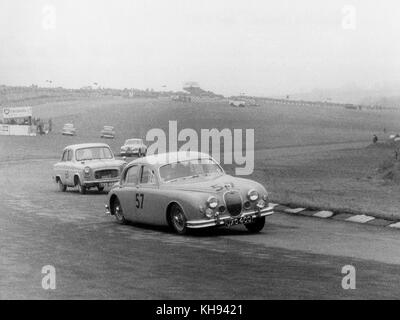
[2,107,33,119]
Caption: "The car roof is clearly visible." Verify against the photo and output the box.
[64,143,111,151]
[125,138,142,142]
[127,151,213,168]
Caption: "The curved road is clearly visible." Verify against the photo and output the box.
[0,157,399,299]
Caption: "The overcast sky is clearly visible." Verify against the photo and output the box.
[1,0,399,96]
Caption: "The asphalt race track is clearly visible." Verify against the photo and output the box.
[1,156,400,300]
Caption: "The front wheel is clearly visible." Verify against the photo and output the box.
[112,198,126,224]
[77,179,86,194]
[58,180,67,192]
[168,204,188,235]
[245,216,265,233]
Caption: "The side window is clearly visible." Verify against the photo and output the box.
[61,151,68,162]
[140,166,156,185]
[67,150,73,161]
[125,165,139,185]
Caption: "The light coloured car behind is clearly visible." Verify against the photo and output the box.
[61,123,76,136]
[100,126,115,139]
[120,138,147,157]
[53,143,126,194]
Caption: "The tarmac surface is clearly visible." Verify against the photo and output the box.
[1,157,400,299]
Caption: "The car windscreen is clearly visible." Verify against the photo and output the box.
[126,139,142,145]
[159,158,223,182]
[76,147,113,161]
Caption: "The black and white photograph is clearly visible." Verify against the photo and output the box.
[1,0,400,305]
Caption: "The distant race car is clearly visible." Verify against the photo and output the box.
[105,151,274,234]
[100,126,115,139]
[53,143,126,194]
[229,100,246,107]
[120,138,147,157]
[61,123,76,136]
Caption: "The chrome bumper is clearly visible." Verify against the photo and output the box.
[83,178,119,185]
[186,206,274,229]
[105,204,111,215]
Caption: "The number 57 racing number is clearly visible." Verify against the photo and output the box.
[136,193,144,209]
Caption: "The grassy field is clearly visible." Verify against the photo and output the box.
[1,96,400,218]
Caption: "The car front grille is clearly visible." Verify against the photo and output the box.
[94,169,119,180]
[224,191,242,216]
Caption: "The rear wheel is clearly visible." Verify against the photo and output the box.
[168,204,188,235]
[245,216,265,233]
[112,198,126,224]
[57,179,67,192]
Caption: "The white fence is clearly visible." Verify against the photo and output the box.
[0,125,36,136]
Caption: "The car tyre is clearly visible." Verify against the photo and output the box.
[245,216,265,233]
[168,204,188,235]
[112,198,126,224]
[58,180,67,192]
[77,179,86,194]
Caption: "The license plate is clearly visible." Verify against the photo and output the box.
[100,182,113,187]
[224,216,253,227]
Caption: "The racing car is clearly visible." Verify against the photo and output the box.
[105,151,273,234]
[100,126,115,139]
[53,143,126,194]
[61,123,76,136]
[120,138,147,157]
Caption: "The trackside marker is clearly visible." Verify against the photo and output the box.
[284,208,306,214]
[313,211,334,218]
[388,222,400,229]
[346,215,375,224]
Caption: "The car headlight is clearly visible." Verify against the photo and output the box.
[207,196,219,209]
[247,189,259,201]
[84,167,91,174]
